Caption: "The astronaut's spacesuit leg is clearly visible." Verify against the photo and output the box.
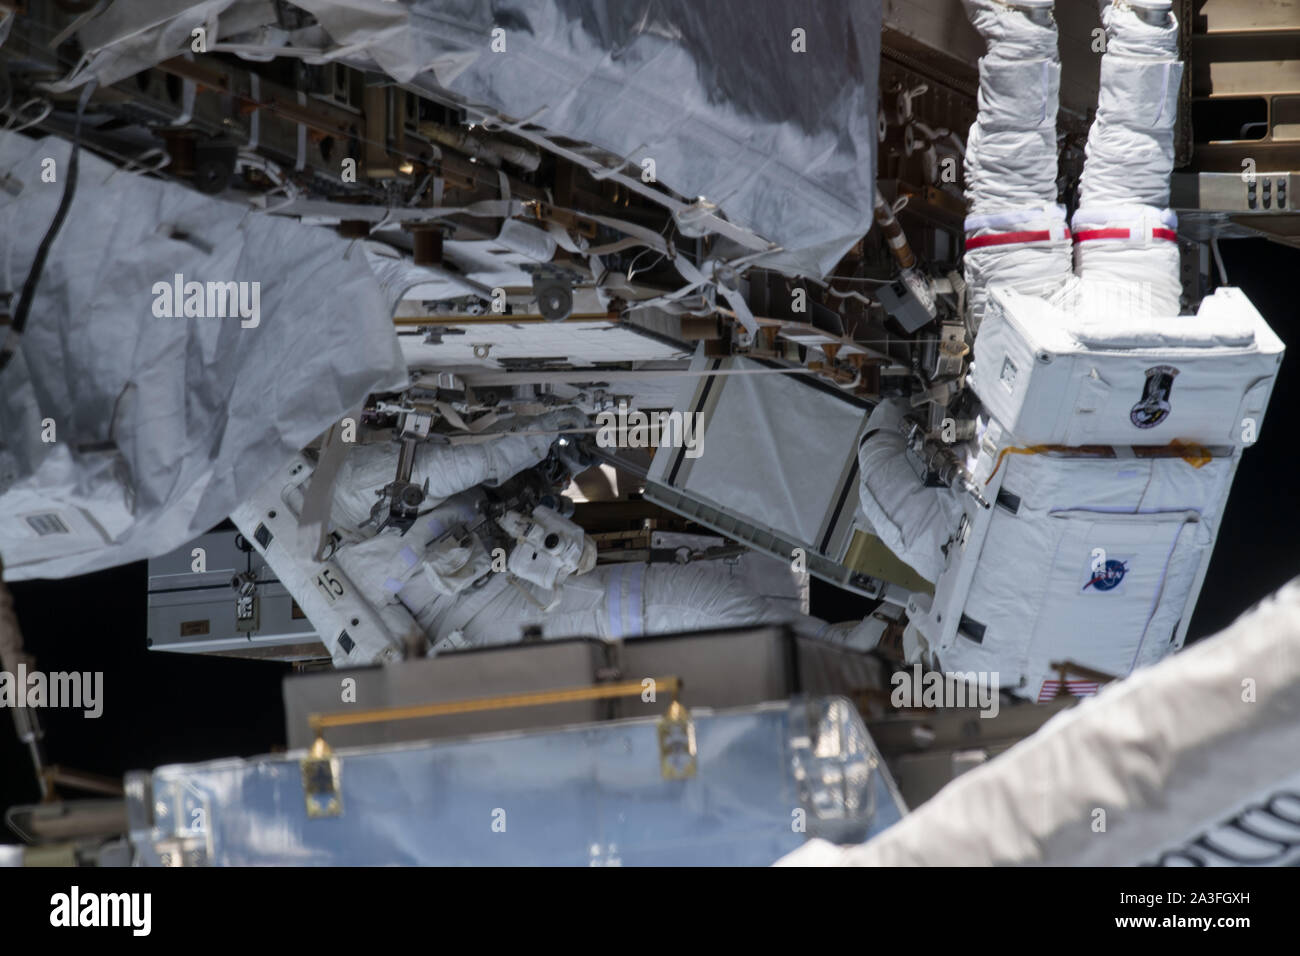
[960,0,1073,329]
[1072,0,1184,318]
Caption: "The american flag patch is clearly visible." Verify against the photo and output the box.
[1038,680,1101,703]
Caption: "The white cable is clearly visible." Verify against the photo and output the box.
[826,288,875,307]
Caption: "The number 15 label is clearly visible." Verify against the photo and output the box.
[315,568,345,604]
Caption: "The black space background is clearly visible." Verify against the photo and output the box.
[2,239,1298,840]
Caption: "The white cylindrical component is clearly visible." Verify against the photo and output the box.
[960,0,1073,327]
[1073,1,1183,316]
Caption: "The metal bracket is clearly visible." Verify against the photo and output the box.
[300,675,693,815]
[232,571,259,633]
[657,699,697,780]
[301,737,342,819]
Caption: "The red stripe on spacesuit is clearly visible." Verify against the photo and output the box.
[963,228,1069,250]
[1074,227,1179,242]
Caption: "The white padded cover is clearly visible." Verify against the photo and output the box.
[940,448,1235,697]
[970,286,1283,447]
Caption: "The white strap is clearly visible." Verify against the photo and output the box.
[964,203,1066,233]
[1072,204,1177,230]
[297,412,360,562]
[671,256,759,340]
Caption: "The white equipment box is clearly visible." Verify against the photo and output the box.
[971,286,1283,446]
[909,285,1284,701]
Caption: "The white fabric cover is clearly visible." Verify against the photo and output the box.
[47,0,264,91]
[300,0,883,277]
[50,0,884,279]
[0,132,406,580]
[777,576,1300,866]
[970,286,1283,447]
[942,449,1234,695]
[1071,300,1256,349]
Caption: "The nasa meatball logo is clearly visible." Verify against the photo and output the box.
[1083,558,1129,592]
[1130,365,1179,429]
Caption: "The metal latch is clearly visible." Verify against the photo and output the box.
[301,737,342,819]
[231,571,259,633]
[657,698,697,780]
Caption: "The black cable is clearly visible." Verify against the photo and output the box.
[0,84,94,377]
